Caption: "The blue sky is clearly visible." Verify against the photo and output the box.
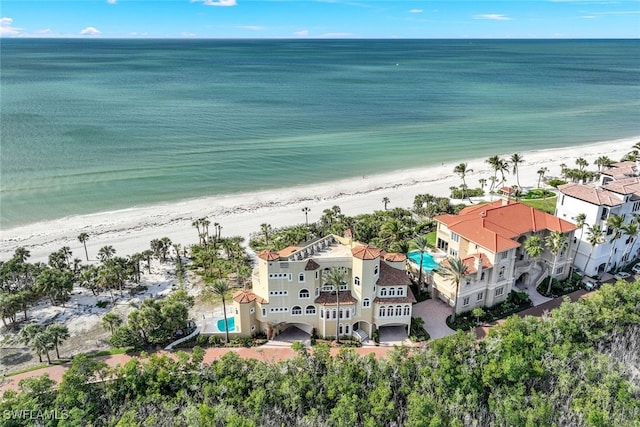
[1,1,639,39]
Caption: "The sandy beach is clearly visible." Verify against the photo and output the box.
[1,136,638,264]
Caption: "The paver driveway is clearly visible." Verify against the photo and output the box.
[412,298,456,340]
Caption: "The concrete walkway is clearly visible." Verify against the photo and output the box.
[412,299,456,340]
[516,282,552,306]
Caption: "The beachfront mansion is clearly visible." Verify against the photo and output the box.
[224,234,415,341]
[431,200,576,314]
[555,161,640,276]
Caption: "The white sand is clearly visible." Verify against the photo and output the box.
[2,136,638,264]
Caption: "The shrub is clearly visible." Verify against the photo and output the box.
[96,300,109,309]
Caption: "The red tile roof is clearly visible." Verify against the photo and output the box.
[314,291,358,305]
[278,246,300,257]
[351,245,382,260]
[384,252,407,262]
[257,250,280,261]
[233,290,268,304]
[436,201,576,253]
[461,253,493,274]
[559,183,624,207]
[601,161,637,179]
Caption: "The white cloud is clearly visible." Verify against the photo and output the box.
[194,0,237,6]
[0,17,21,36]
[474,14,512,21]
[80,26,101,35]
[318,32,354,38]
[107,0,117,4]
[294,29,309,37]
[182,32,197,37]
[409,9,423,14]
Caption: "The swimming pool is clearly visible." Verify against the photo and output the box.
[216,317,236,332]
[407,251,440,271]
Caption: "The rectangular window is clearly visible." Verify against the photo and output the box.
[449,248,458,257]
[477,292,484,301]
[463,296,470,306]
[451,232,460,243]
[500,251,508,260]
[555,266,564,275]
[495,287,504,297]
[315,271,319,280]
[298,273,305,283]
[262,308,266,316]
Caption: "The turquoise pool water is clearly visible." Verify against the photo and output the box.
[217,317,236,332]
[408,251,440,271]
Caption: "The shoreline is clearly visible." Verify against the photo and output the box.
[1,135,638,263]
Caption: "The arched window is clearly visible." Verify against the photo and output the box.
[306,305,316,315]
[380,287,388,296]
[332,309,337,319]
[386,306,393,316]
[320,308,325,318]
[298,272,305,282]
[362,298,371,308]
[354,276,361,286]
[292,306,302,315]
[395,305,402,316]
[389,287,396,296]
[379,306,385,317]
[397,287,404,296]
[343,309,350,319]
[299,289,310,299]
[403,305,410,316]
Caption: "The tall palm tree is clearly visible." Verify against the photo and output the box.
[380,219,407,246]
[571,213,587,275]
[510,153,524,188]
[595,156,613,172]
[409,235,430,289]
[575,157,589,171]
[97,245,116,263]
[485,155,500,191]
[77,233,90,261]
[382,197,390,210]
[545,231,568,295]
[620,219,639,271]
[260,223,272,246]
[101,312,123,335]
[604,214,625,276]
[325,267,346,343]
[584,224,605,274]
[478,178,487,192]
[524,235,545,285]
[211,279,231,344]
[301,207,311,225]
[497,158,510,187]
[536,167,548,188]
[437,257,468,323]
[453,162,473,202]
[46,323,69,360]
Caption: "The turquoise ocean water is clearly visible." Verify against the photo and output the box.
[1,39,639,229]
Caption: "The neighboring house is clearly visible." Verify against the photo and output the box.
[432,200,576,314]
[556,161,640,276]
[210,234,415,340]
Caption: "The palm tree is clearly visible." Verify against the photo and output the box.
[409,235,430,289]
[537,167,548,188]
[101,312,123,335]
[77,233,90,261]
[478,178,487,192]
[486,155,501,191]
[46,324,69,360]
[510,153,524,188]
[595,156,614,172]
[13,247,31,263]
[453,162,473,202]
[571,213,587,276]
[545,231,568,295]
[380,219,407,246]
[301,207,311,225]
[437,257,468,323]
[211,279,231,344]
[97,245,116,262]
[524,235,545,287]
[497,158,510,187]
[325,267,346,343]
[575,157,589,171]
[260,223,272,246]
[382,197,390,210]
[584,224,605,274]
[620,219,639,271]
[604,214,625,276]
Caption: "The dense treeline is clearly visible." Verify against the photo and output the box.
[3,282,639,426]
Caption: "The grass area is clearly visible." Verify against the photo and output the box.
[89,347,132,358]
[520,196,558,214]
[5,360,68,377]
[426,231,437,247]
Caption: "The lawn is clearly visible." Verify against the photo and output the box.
[520,196,558,214]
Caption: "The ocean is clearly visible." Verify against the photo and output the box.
[1,39,639,229]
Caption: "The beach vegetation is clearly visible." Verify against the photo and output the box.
[510,153,524,188]
[449,186,483,200]
[3,282,638,426]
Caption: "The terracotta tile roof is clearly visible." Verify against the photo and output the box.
[602,177,640,198]
[304,259,320,270]
[461,253,493,274]
[376,261,412,286]
[314,291,357,305]
[601,161,637,179]
[351,244,382,260]
[278,246,300,257]
[384,252,407,262]
[436,201,576,253]
[559,183,624,206]
[232,290,268,304]
[257,250,281,261]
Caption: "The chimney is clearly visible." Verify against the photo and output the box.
[475,254,483,280]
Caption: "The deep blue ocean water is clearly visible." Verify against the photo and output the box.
[1,39,639,228]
